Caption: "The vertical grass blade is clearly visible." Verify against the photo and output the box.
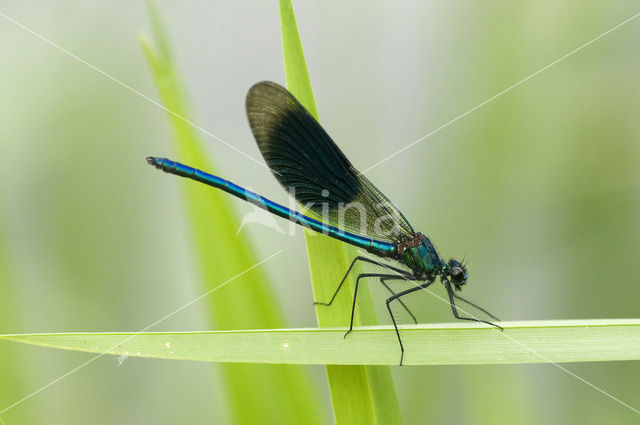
[279,1,404,424]
[138,4,327,424]
[0,217,29,424]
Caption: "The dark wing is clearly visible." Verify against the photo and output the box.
[246,81,414,243]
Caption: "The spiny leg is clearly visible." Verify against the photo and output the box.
[444,280,503,331]
[380,277,418,324]
[386,279,434,366]
[344,273,406,338]
[452,293,501,321]
[314,256,411,307]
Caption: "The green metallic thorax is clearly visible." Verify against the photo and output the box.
[397,233,442,278]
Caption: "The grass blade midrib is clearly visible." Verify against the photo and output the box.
[4,318,639,337]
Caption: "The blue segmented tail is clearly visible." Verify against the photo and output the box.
[146,157,396,256]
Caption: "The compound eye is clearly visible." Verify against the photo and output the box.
[450,267,466,284]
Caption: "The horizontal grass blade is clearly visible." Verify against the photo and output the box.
[3,319,639,365]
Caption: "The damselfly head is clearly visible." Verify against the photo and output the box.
[447,258,468,290]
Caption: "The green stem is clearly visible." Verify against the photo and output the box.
[278,2,405,423]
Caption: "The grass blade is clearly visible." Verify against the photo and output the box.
[3,320,640,364]
[138,4,326,424]
[279,1,404,423]
[0,216,31,424]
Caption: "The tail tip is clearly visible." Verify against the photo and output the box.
[146,156,161,168]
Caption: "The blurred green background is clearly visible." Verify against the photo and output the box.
[1,1,639,424]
